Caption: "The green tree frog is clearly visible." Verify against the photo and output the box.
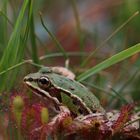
[24,67,104,115]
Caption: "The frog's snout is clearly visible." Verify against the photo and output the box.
[23,76,34,83]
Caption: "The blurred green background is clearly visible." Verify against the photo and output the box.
[0,0,140,111]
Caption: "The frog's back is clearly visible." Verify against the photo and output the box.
[47,73,104,113]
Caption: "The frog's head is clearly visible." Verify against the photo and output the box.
[24,69,52,91]
[23,67,53,97]
[23,68,61,106]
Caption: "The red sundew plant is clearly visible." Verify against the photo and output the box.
[7,92,139,140]
[61,104,140,140]
[21,103,49,139]
[9,91,140,140]
[111,104,134,134]
[10,92,26,126]
[10,91,49,139]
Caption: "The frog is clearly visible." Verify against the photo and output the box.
[24,67,105,115]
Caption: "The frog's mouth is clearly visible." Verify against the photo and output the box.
[24,81,61,106]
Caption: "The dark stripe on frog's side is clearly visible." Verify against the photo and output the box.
[59,88,92,114]
[45,83,92,114]
[43,72,104,114]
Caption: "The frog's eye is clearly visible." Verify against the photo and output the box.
[38,76,51,88]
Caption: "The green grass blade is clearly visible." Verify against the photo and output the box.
[29,0,39,64]
[81,11,139,67]
[0,52,87,76]
[39,12,68,60]
[77,43,140,81]
[0,0,29,67]
[0,10,14,27]
[0,0,29,91]
[71,0,84,51]
[0,1,8,51]
[109,87,128,104]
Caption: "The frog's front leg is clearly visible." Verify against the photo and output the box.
[60,90,93,115]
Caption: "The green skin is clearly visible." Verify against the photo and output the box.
[24,67,104,115]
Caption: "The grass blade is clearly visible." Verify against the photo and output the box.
[29,0,40,64]
[0,0,29,91]
[77,43,140,81]
[39,12,68,60]
[71,0,84,51]
[81,11,139,67]
[0,1,8,50]
[0,52,87,76]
